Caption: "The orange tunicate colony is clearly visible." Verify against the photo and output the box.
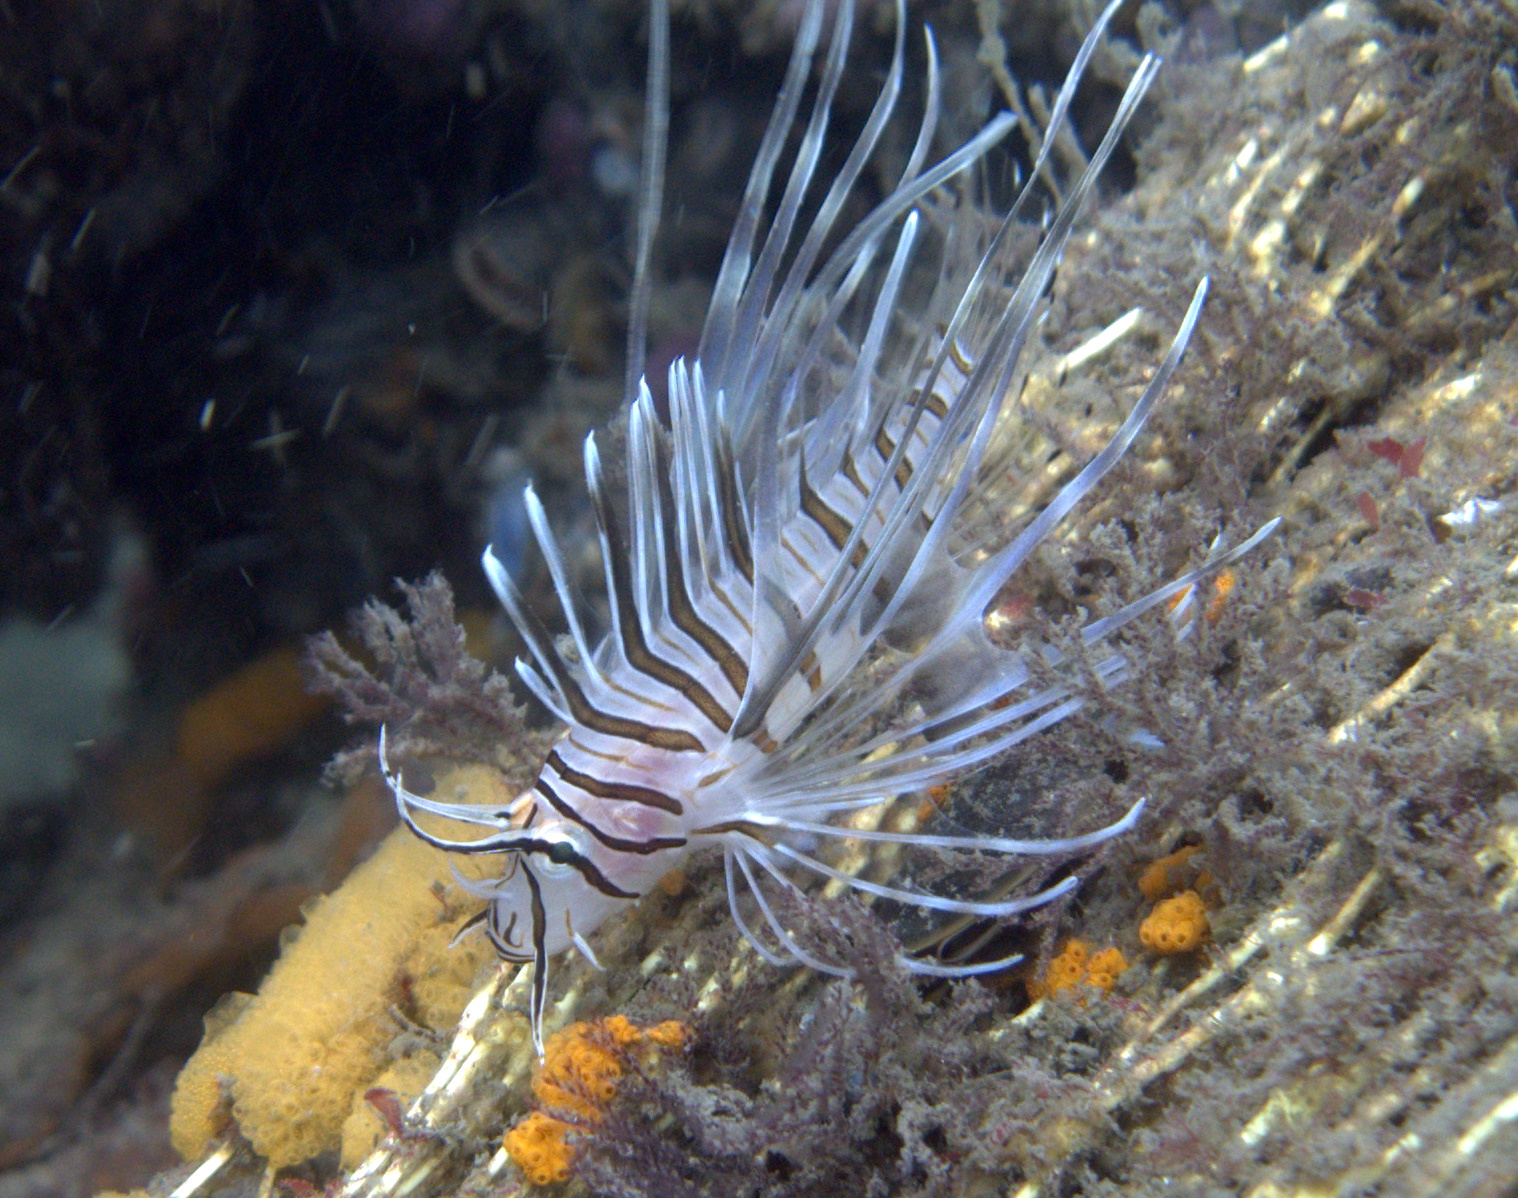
[1139,890,1210,954]
[1027,938,1130,1001]
[503,1015,689,1187]
[1138,845,1203,902]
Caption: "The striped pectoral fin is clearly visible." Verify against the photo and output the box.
[730,844,856,978]
[590,428,739,737]
[650,431,751,701]
[799,451,869,568]
[715,431,754,584]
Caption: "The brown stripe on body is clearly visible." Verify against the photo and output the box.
[781,534,827,587]
[602,674,681,713]
[840,449,871,497]
[495,563,704,753]
[662,530,750,701]
[690,818,773,840]
[563,733,626,764]
[667,572,750,699]
[873,426,915,489]
[650,430,751,699]
[913,386,950,419]
[558,667,705,753]
[536,775,687,854]
[546,749,686,815]
[705,576,754,636]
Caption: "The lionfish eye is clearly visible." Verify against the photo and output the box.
[544,840,578,866]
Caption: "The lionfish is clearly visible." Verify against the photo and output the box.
[381,0,1275,1056]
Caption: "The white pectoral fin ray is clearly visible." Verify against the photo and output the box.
[724,839,1059,979]
[749,796,1145,857]
[1080,516,1284,644]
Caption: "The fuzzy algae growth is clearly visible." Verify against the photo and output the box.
[169,766,502,1167]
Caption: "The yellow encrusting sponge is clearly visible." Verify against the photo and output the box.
[169,765,504,1168]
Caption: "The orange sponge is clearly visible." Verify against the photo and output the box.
[1140,890,1210,955]
[1083,946,1130,990]
[1035,938,1090,998]
[1027,939,1129,1000]
[535,1022,627,1123]
[1138,845,1202,902]
[503,1016,690,1187]
[504,1113,576,1187]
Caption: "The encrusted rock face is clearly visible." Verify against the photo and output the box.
[149,1,1518,1196]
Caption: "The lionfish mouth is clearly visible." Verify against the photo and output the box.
[383,0,1278,1056]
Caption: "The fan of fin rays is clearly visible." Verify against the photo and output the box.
[466,0,1278,982]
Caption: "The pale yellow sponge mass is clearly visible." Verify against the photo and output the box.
[170,765,505,1168]
[339,1050,442,1170]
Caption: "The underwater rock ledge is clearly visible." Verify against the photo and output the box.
[141,0,1518,1195]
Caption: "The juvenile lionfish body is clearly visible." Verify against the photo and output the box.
[382,0,1276,1055]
